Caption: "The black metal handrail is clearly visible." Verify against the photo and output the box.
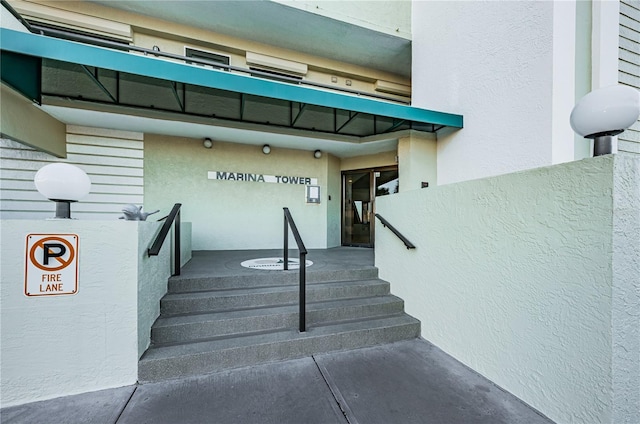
[375,213,416,249]
[148,203,182,276]
[283,207,308,333]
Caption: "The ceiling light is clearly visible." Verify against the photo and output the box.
[262,144,271,154]
[203,138,213,149]
[313,150,322,159]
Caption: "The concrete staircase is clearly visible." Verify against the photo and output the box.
[138,266,420,382]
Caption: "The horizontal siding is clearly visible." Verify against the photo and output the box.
[619,1,640,155]
[0,126,145,220]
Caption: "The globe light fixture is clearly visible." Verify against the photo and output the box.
[313,150,322,159]
[262,144,271,154]
[34,163,91,219]
[203,137,213,149]
[570,85,640,156]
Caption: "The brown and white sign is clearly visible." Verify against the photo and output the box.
[25,234,79,297]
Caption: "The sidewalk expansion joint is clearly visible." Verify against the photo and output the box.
[114,385,137,424]
[313,355,359,424]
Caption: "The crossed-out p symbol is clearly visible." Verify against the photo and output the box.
[43,243,66,265]
[25,234,79,296]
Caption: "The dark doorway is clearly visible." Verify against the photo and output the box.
[342,167,398,247]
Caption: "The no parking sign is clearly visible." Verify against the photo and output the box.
[25,234,79,297]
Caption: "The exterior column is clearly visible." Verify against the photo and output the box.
[397,131,437,192]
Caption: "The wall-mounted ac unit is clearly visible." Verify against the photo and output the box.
[374,80,411,97]
[246,52,308,78]
[12,1,132,42]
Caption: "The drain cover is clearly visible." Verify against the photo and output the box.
[240,257,313,270]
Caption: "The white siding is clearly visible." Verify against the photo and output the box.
[619,0,640,154]
[0,126,144,219]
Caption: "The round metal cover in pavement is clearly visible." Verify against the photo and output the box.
[240,257,313,270]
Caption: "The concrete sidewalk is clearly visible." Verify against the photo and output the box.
[1,339,553,424]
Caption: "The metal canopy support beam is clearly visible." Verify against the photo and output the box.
[337,111,359,133]
[171,81,184,112]
[291,103,307,127]
[240,93,245,120]
[385,118,406,133]
[80,65,116,103]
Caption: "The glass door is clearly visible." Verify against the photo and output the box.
[342,167,399,248]
[342,171,373,246]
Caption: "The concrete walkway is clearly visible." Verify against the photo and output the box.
[2,339,553,424]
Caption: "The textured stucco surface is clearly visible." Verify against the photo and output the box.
[611,154,640,423]
[397,133,436,191]
[144,134,334,250]
[412,1,558,184]
[137,221,171,357]
[0,221,140,407]
[375,156,636,424]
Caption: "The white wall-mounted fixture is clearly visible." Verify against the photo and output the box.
[34,163,91,219]
[313,150,322,159]
[374,80,411,97]
[246,52,308,77]
[203,138,213,149]
[570,85,640,156]
[262,144,271,155]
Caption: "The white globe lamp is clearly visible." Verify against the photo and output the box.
[34,163,91,219]
[570,85,640,156]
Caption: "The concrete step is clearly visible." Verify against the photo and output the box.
[139,313,420,382]
[168,267,379,293]
[160,279,390,316]
[152,295,406,344]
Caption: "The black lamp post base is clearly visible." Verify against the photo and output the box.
[53,200,72,219]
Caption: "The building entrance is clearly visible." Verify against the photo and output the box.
[342,167,399,247]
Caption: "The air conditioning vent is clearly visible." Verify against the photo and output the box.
[374,80,411,97]
[185,48,230,71]
[12,2,131,41]
[246,52,308,77]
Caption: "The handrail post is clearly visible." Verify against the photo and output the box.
[283,207,307,333]
[283,214,289,271]
[174,209,181,276]
[148,203,182,277]
[299,251,306,332]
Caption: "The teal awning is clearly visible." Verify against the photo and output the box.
[1,28,463,137]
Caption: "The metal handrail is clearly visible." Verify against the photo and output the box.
[283,207,308,333]
[148,203,182,276]
[375,213,416,250]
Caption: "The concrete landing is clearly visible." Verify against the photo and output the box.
[177,247,375,278]
[1,339,554,424]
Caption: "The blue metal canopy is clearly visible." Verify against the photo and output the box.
[1,28,463,136]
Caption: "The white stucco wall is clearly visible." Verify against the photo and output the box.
[611,154,640,423]
[0,220,175,407]
[412,1,577,184]
[137,222,171,357]
[375,155,640,424]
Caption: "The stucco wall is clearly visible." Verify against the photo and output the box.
[0,221,140,407]
[144,134,335,250]
[611,154,640,422]
[412,1,561,184]
[375,155,640,424]
[137,221,171,357]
